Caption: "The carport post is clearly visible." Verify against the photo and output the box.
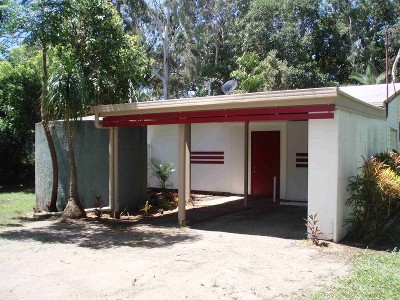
[244,121,249,207]
[178,123,191,226]
[109,127,119,218]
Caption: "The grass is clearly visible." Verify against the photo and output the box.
[0,188,35,227]
[309,249,400,300]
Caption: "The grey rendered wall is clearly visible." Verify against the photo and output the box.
[35,120,147,211]
[117,126,148,212]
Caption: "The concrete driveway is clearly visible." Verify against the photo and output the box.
[0,200,353,300]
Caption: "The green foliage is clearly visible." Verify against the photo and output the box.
[346,152,400,240]
[309,250,400,300]
[139,200,152,216]
[349,64,386,85]
[151,159,175,191]
[45,50,89,120]
[0,46,41,185]
[59,1,152,104]
[304,213,323,246]
[0,188,35,227]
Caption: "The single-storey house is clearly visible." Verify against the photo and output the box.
[89,84,400,242]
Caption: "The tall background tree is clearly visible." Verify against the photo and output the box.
[1,0,400,202]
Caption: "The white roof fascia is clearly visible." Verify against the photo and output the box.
[91,87,338,117]
[336,90,386,119]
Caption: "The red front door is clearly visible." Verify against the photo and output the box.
[251,131,280,198]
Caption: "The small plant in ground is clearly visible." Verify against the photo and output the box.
[158,197,171,210]
[139,200,152,216]
[93,196,103,218]
[305,213,324,246]
[151,159,175,192]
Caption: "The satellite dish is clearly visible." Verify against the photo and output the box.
[222,80,237,95]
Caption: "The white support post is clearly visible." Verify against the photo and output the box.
[109,128,114,212]
[244,121,249,207]
[178,123,191,226]
[109,127,120,218]
[114,127,119,217]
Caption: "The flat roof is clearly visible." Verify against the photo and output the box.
[91,85,396,118]
[339,83,400,107]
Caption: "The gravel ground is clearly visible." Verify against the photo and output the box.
[0,201,357,300]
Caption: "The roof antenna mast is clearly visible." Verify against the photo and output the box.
[386,27,389,102]
[385,27,389,118]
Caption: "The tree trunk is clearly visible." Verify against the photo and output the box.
[391,48,400,83]
[214,27,219,66]
[163,11,170,100]
[41,42,59,212]
[62,114,86,219]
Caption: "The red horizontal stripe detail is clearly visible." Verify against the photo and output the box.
[296,158,308,163]
[296,153,308,157]
[103,104,335,124]
[102,112,334,127]
[296,164,308,168]
[191,151,224,155]
[191,161,224,164]
[190,155,224,159]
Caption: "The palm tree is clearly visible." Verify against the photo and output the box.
[45,52,89,218]
[349,64,386,85]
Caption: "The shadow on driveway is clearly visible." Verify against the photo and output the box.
[0,218,199,250]
[0,198,307,249]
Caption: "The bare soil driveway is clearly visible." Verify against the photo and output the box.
[0,200,355,300]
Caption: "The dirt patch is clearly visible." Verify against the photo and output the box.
[0,202,359,300]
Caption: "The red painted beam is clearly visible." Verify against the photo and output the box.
[102,112,334,127]
[103,104,335,125]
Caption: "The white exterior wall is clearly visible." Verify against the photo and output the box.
[147,125,179,188]
[286,121,308,201]
[148,123,244,193]
[387,96,399,151]
[308,110,388,242]
[148,121,307,199]
[308,118,338,241]
[336,110,387,241]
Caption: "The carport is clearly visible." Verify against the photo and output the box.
[91,88,335,225]
[91,85,393,242]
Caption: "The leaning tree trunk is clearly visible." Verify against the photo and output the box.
[62,114,86,218]
[41,42,59,212]
[162,19,170,100]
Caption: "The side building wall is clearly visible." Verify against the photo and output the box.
[308,109,387,242]
[35,120,147,211]
[387,96,399,151]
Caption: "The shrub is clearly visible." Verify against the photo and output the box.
[150,159,175,191]
[346,152,400,240]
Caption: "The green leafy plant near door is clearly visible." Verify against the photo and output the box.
[150,159,175,192]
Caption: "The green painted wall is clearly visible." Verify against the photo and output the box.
[35,120,147,211]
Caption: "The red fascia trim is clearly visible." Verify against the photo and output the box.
[105,104,334,122]
[191,161,224,164]
[103,104,335,125]
[102,112,334,127]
